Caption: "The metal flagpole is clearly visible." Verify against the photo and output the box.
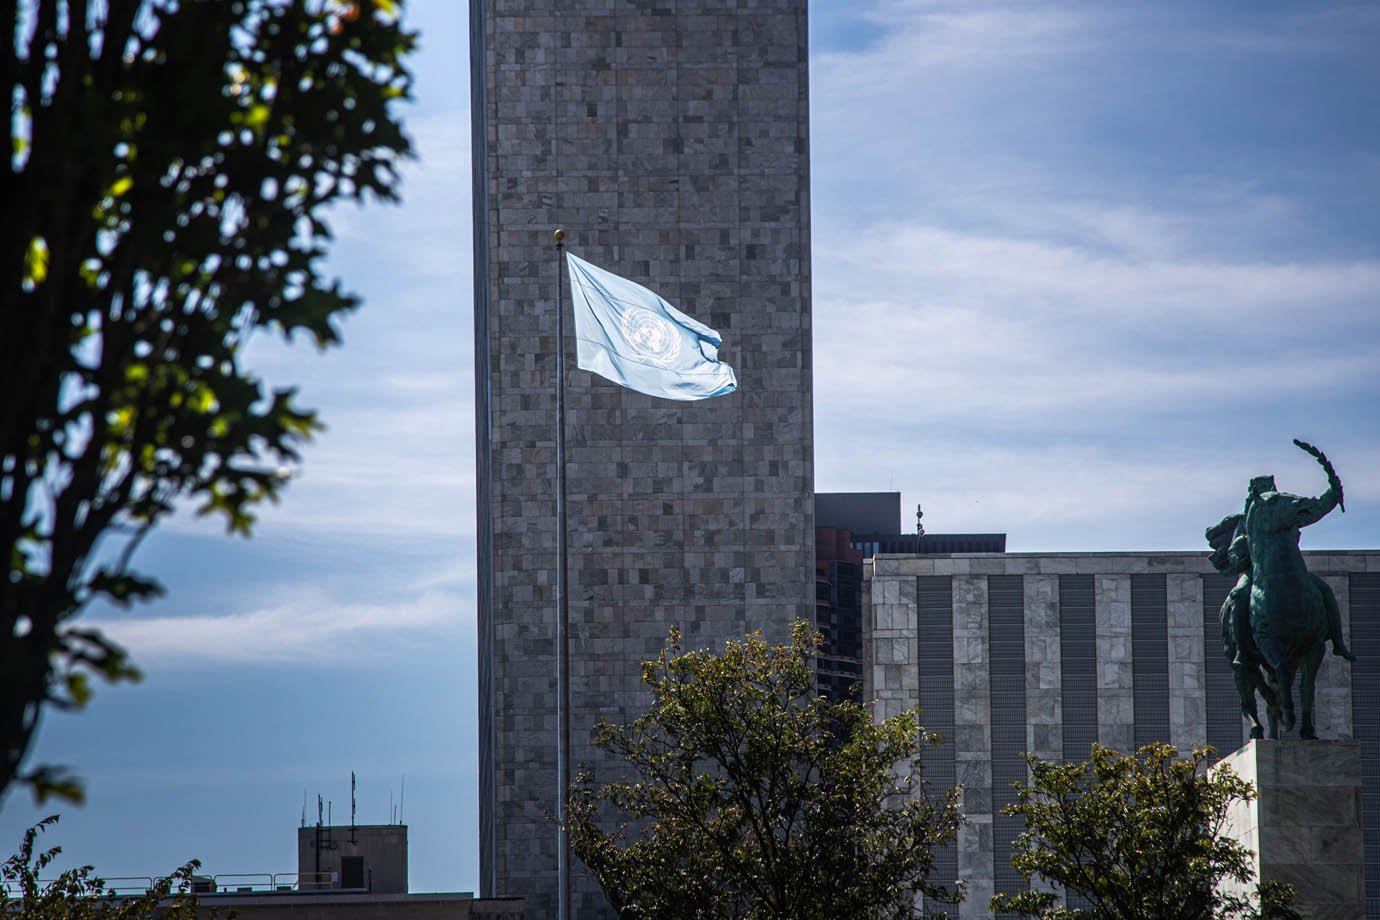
[553,227,571,920]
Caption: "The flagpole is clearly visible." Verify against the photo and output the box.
[553,227,571,920]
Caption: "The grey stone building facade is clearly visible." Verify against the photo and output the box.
[470,0,813,914]
[866,551,1380,918]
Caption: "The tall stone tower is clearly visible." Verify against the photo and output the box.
[470,0,813,914]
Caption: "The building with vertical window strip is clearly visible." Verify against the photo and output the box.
[866,551,1380,919]
[815,527,865,701]
[814,492,1005,704]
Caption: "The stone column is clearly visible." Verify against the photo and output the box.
[1217,740,1364,920]
[952,573,994,919]
[1024,574,1063,764]
[1094,574,1134,752]
[1166,573,1206,752]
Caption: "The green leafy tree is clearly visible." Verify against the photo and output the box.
[567,620,964,920]
[991,743,1298,920]
[2,815,206,920]
[1,0,413,803]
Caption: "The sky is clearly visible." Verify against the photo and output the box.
[3,0,1380,897]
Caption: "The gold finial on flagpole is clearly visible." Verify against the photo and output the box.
[553,228,565,245]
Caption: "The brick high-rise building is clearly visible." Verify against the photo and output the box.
[470,1,813,914]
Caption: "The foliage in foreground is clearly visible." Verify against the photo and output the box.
[568,620,963,920]
[1,0,413,803]
[991,743,1298,920]
[1,816,205,920]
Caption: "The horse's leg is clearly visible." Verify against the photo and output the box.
[1316,575,1355,661]
[1255,634,1293,734]
[1256,666,1282,740]
[1299,644,1325,740]
[1277,659,1297,735]
[1235,662,1265,739]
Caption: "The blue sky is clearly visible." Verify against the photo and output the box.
[3,0,1379,896]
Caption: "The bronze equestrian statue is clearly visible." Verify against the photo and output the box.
[1205,439,1352,740]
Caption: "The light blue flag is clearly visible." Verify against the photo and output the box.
[565,252,737,401]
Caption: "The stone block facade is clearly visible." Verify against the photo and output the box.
[1218,740,1364,920]
[867,551,1380,919]
[470,1,813,915]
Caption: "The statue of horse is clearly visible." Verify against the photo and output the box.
[1205,440,1352,740]
[1205,535,1279,739]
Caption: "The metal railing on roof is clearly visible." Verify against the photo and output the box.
[2,871,338,898]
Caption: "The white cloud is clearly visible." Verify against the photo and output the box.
[156,383,476,542]
[256,394,476,538]
[831,1,1097,78]
[823,220,1380,322]
[89,582,470,667]
[813,219,1380,426]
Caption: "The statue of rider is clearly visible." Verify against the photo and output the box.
[1211,464,1353,671]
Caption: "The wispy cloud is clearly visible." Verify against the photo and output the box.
[89,580,470,667]
[814,219,1380,423]
[833,1,1098,76]
[824,220,1380,320]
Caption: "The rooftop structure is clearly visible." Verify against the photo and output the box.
[1,823,522,920]
[814,491,1007,558]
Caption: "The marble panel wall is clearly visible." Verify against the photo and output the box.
[869,552,1380,919]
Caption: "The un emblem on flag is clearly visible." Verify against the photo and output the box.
[620,308,682,365]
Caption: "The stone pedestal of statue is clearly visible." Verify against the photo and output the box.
[1216,740,1363,920]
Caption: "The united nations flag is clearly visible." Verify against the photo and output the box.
[565,252,737,401]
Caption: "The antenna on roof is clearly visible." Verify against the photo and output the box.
[400,775,405,825]
[351,772,358,843]
[317,794,324,828]
[301,790,307,828]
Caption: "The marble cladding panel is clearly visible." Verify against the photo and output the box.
[950,574,993,918]
[1167,573,1208,751]
[1217,741,1364,919]
[1096,575,1135,752]
[958,815,995,920]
